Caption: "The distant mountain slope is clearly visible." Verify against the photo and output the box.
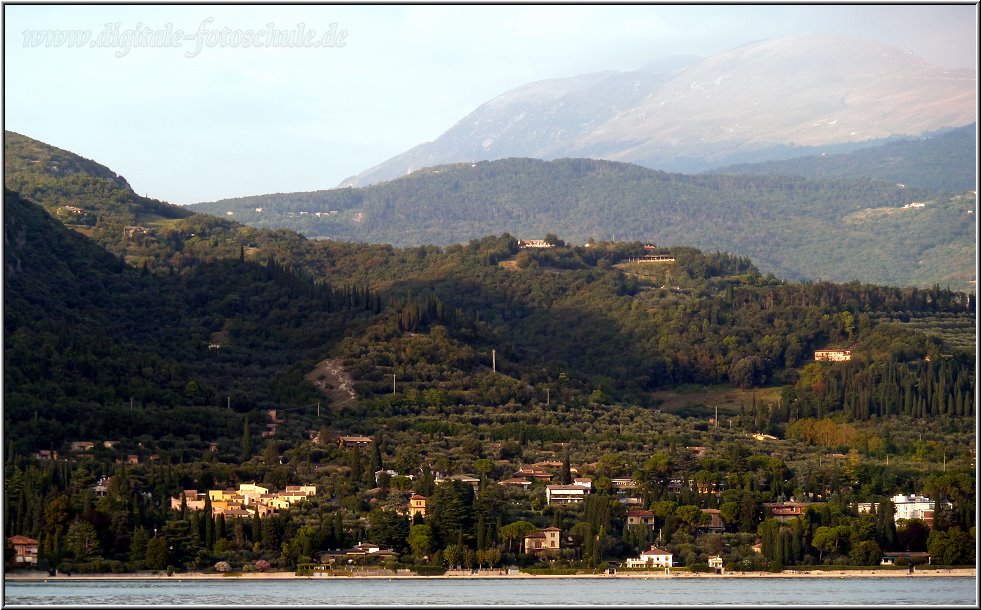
[710,124,977,192]
[192,157,977,292]
[344,35,976,187]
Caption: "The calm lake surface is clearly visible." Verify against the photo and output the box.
[3,576,977,606]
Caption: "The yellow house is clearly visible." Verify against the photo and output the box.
[523,527,561,555]
[409,494,427,518]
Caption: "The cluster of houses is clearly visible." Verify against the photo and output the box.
[170,483,317,518]
[34,440,154,465]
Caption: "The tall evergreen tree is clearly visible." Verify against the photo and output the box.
[241,416,252,462]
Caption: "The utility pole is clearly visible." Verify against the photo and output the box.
[546,388,550,406]
[492,349,496,374]
[317,401,320,417]
[715,406,718,427]
[393,374,396,394]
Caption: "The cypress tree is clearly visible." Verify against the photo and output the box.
[203,495,215,549]
[561,448,572,485]
[242,416,252,462]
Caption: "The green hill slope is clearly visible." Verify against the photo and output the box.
[191,157,976,293]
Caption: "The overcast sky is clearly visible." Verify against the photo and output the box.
[4,4,977,204]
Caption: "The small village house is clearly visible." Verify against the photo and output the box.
[338,435,373,448]
[814,349,852,362]
[498,477,533,489]
[610,477,637,492]
[625,509,657,529]
[763,501,816,523]
[408,494,427,519]
[514,467,554,481]
[546,484,590,505]
[435,474,480,491]
[700,508,725,533]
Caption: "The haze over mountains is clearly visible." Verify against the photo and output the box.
[343,34,976,187]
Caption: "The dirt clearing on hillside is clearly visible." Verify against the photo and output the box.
[305,358,357,409]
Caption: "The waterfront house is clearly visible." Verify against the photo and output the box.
[880,551,931,566]
[708,555,724,573]
[8,535,39,565]
[523,527,561,555]
[625,546,673,568]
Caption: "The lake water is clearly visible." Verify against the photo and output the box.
[3,576,976,606]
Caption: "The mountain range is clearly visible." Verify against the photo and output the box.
[343,34,976,187]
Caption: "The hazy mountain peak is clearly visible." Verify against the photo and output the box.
[342,35,975,187]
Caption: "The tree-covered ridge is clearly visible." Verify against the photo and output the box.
[190,157,975,293]
[3,131,193,228]
[4,131,134,190]
[709,124,977,193]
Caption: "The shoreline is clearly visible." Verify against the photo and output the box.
[5,568,975,581]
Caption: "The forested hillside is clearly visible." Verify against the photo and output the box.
[3,132,975,577]
[3,189,382,453]
[191,157,976,293]
[711,124,977,193]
